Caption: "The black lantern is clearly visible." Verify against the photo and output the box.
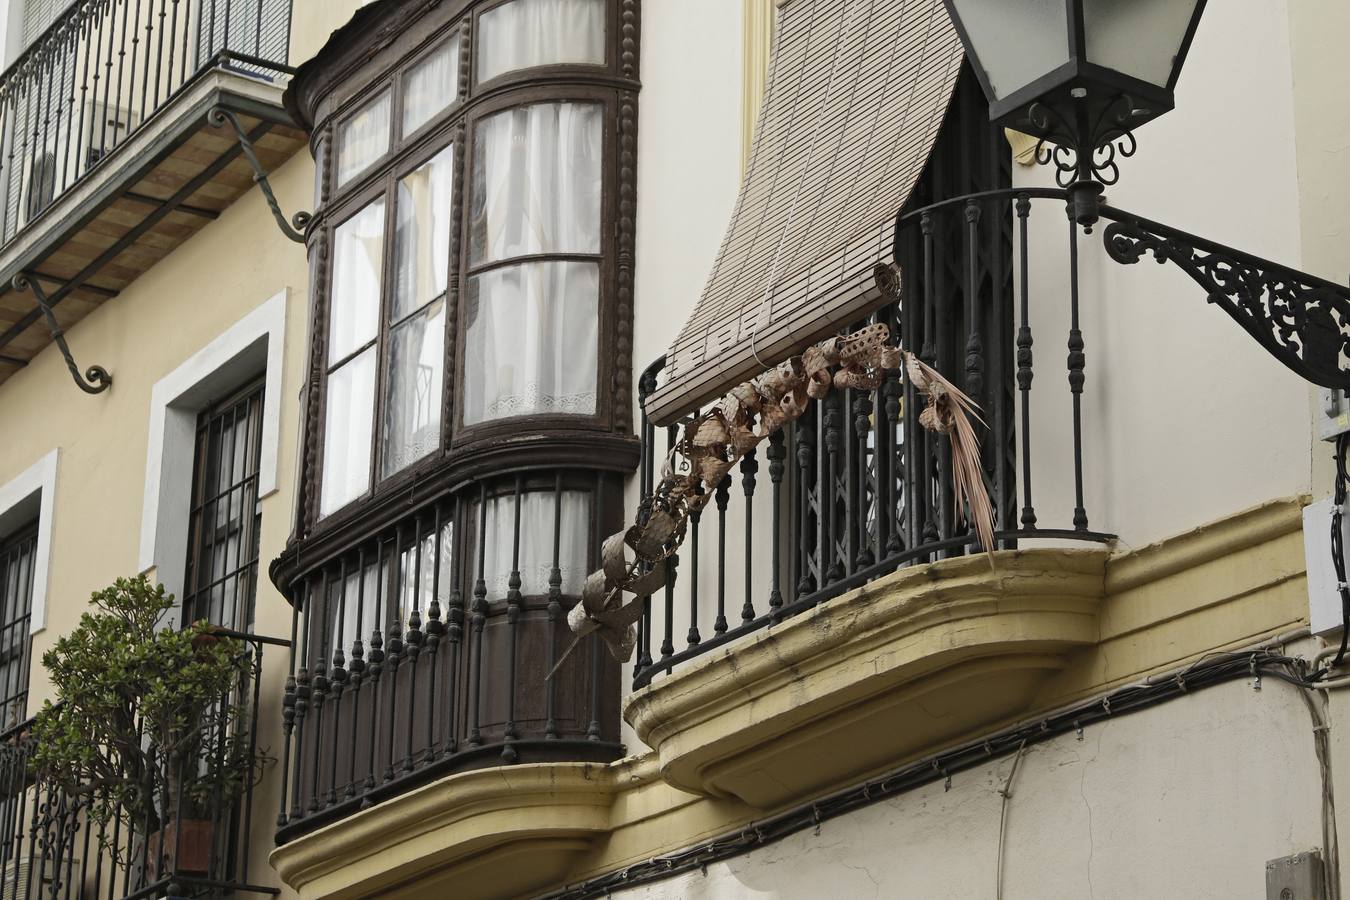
[942,0,1207,218]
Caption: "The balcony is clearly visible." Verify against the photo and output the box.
[0,0,304,386]
[623,186,1120,805]
[0,632,282,900]
[271,471,627,844]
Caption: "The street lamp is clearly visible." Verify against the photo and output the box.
[942,0,1207,223]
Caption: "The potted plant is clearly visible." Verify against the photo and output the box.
[29,576,264,879]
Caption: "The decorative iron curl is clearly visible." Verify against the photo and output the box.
[1029,95,1138,188]
[12,274,111,394]
[1103,217,1350,390]
[206,106,311,243]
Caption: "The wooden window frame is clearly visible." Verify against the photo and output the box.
[297,0,641,539]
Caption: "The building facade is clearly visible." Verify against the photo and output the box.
[0,0,1344,898]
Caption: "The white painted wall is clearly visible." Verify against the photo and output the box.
[611,677,1326,900]
[1017,0,1314,552]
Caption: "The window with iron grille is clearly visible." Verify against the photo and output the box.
[0,525,36,731]
[183,376,265,631]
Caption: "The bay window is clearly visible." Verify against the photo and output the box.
[274,0,638,835]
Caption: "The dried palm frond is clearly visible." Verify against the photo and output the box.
[904,352,996,558]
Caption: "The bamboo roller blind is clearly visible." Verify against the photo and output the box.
[644,0,963,426]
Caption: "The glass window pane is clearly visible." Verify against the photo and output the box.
[470,101,602,265]
[474,489,590,598]
[463,260,598,425]
[947,0,1068,101]
[477,0,605,83]
[381,299,445,479]
[321,348,377,517]
[392,144,454,322]
[329,198,386,364]
[337,91,391,187]
[403,37,461,136]
[397,518,454,625]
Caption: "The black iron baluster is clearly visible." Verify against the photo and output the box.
[278,589,299,826]
[153,0,168,108]
[290,579,313,820]
[920,210,943,548]
[660,425,677,666]
[364,537,386,794]
[842,383,857,577]
[854,384,873,569]
[587,471,604,741]
[545,473,563,739]
[346,547,367,798]
[885,350,906,556]
[795,414,815,597]
[403,516,424,774]
[1016,194,1037,529]
[425,505,445,764]
[98,0,116,163]
[1067,208,1088,531]
[326,557,349,806]
[128,0,143,136]
[308,569,330,813]
[445,529,464,757]
[686,503,701,646]
[766,430,785,622]
[384,523,405,781]
[714,475,730,632]
[76,7,93,184]
[740,448,758,623]
[502,477,523,764]
[823,392,842,586]
[467,484,488,748]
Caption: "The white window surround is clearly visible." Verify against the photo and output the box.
[138,289,287,610]
[0,448,58,635]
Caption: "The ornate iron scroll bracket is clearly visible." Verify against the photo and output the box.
[1103,217,1350,390]
[206,106,311,244]
[1027,95,1138,189]
[12,274,111,394]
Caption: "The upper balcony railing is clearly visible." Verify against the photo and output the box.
[631,187,1117,689]
[0,0,292,247]
[0,631,283,900]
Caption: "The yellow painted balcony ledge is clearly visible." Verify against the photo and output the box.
[623,548,1109,807]
[271,497,1308,899]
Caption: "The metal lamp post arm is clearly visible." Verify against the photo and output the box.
[1100,206,1350,390]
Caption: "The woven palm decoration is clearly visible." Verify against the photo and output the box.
[550,265,994,676]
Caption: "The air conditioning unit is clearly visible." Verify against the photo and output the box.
[0,854,80,900]
[17,99,140,225]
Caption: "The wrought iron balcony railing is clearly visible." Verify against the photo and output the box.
[0,0,292,247]
[631,187,1117,689]
[273,470,626,843]
[0,631,283,900]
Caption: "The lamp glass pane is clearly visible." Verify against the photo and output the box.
[947,0,1069,100]
[1081,0,1201,89]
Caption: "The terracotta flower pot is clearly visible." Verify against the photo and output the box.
[150,818,213,876]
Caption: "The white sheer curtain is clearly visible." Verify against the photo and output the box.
[463,261,598,423]
[382,145,454,478]
[321,198,386,516]
[475,490,590,597]
[470,102,602,264]
[337,91,391,187]
[403,37,461,137]
[477,0,606,83]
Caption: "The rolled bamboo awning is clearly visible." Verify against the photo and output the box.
[643,0,963,426]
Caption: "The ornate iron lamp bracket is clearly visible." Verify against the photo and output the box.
[12,274,111,394]
[206,106,311,244]
[1102,215,1350,390]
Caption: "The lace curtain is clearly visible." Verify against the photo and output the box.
[477,0,606,83]
[464,101,601,424]
[475,490,590,598]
